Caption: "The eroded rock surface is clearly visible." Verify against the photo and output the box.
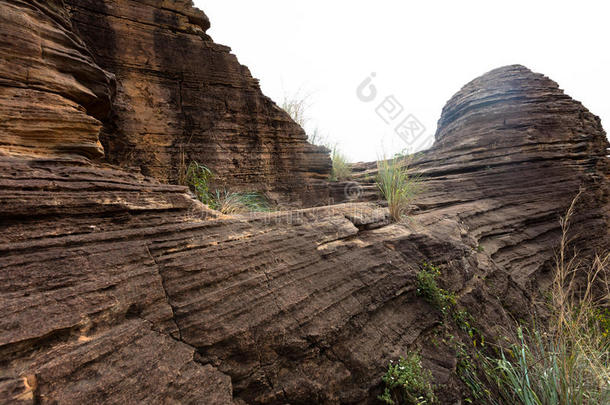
[0,0,114,158]
[353,65,610,288]
[1,2,609,405]
[0,155,529,403]
[65,0,330,205]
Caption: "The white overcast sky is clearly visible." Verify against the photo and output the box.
[195,0,609,162]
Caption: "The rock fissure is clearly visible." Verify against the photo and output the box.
[145,244,183,341]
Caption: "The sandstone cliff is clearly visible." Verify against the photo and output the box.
[1,0,330,206]
[1,1,609,404]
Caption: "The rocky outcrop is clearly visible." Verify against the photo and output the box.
[353,65,610,287]
[1,2,609,405]
[0,0,330,206]
[0,153,531,404]
[65,0,330,205]
[0,0,115,158]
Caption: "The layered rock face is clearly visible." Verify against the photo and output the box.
[0,156,529,404]
[0,0,115,158]
[421,65,609,286]
[65,0,330,205]
[1,2,609,405]
[353,65,610,287]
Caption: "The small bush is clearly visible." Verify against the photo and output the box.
[185,161,214,205]
[416,263,456,315]
[331,146,351,181]
[379,354,437,405]
[281,93,309,129]
[376,155,421,222]
[280,92,329,146]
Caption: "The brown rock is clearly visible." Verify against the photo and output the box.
[0,2,609,405]
[65,0,331,206]
[0,154,527,403]
[0,0,114,158]
[353,65,610,287]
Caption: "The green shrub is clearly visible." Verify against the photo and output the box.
[376,155,421,222]
[416,263,456,315]
[185,161,214,205]
[379,354,437,405]
[331,146,351,181]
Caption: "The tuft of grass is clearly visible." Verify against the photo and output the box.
[210,190,271,215]
[184,161,270,214]
[376,154,421,222]
[281,93,309,129]
[458,190,610,405]
[379,354,437,405]
[330,146,351,181]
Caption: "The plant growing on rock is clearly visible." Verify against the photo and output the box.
[281,93,309,129]
[185,161,270,214]
[458,192,610,405]
[281,92,328,146]
[331,146,351,181]
[211,190,271,214]
[376,154,421,222]
[416,263,456,315]
[379,354,437,404]
[185,161,214,205]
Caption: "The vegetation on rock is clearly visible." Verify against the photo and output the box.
[416,263,456,315]
[376,155,421,221]
[379,354,437,405]
[280,92,353,182]
[185,161,271,214]
[458,194,610,404]
[330,146,351,181]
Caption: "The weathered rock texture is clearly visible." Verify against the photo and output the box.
[0,0,114,158]
[65,0,331,205]
[352,65,610,288]
[0,155,532,404]
[1,2,609,405]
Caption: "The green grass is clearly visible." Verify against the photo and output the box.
[376,155,421,222]
[210,190,271,214]
[379,354,437,405]
[185,161,270,214]
[457,191,610,404]
[185,161,214,205]
[330,146,351,181]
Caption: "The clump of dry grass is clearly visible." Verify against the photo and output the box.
[281,93,309,129]
[210,190,271,215]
